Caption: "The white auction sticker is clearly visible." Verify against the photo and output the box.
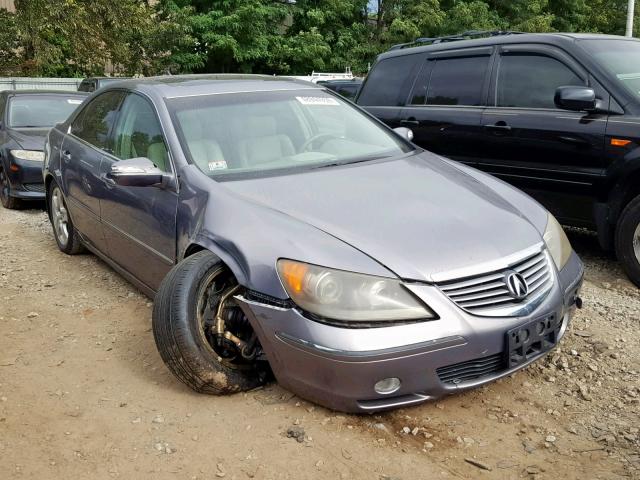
[67,99,83,104]
[296,96,340,106]
[208,160,228,171]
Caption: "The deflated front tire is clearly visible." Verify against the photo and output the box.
[152,250,268,394]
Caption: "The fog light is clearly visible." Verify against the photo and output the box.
[374,377,401,395]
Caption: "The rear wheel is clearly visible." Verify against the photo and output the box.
[47,183,84,255]
[153,250,268,394]
[0,164,19,209]
[615,195,640,287]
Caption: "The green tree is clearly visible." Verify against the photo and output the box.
[0,8,19,75]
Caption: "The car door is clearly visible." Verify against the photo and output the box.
[99,92,177,291]
[479,45,608,226]
[61,91,124,252]
[357,53,424,128]
[399,47,493,167]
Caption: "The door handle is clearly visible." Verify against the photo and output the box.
[483,123,512,132]
[61,150,72,162]
[400,118,420,127]
[558,135,589,147]
[100,173,116,188]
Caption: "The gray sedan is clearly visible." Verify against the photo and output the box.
[43,75,584,412]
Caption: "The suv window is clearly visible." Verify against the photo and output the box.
[496,54,584,109]
[357,55,420,106]
[418,56,490,106]
[71,91,123,151]
[112,93,169,171]
[78,80,95,93]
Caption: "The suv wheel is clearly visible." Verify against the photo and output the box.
[0,164,19,209]
[153,250,268,394]
[615,194,640,287]
[48,182,84,255]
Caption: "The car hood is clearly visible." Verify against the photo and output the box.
[7,128,48,151]
[221,152,545,283]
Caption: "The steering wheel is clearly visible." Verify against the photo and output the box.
[301,133,339,152]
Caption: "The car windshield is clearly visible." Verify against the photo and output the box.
[8,95,84,128]
[581,39,640,100]
[166,89,412,178]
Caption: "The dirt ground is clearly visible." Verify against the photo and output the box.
[0,204,638,480]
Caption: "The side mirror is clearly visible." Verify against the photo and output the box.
[554,86,596,112]
[108,157,167,187]
[393,126,414,142]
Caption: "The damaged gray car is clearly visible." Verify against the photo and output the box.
[43,75,584,412]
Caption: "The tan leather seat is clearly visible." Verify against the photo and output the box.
[179,112,226,172]
[236,116,295,166]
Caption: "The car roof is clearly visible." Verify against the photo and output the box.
[378,32,640,60]
[3,89,88,96]
[83,77,130,81]
[319,79,363,84]
[104,74,322,99]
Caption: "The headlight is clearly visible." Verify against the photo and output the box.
[10,150,44,161]
[543,213,572,269]
[277,259,436,323]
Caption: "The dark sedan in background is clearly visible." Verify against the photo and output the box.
[78,77,131,93]
[0,90,87,209]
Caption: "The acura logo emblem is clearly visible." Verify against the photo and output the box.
[505,271,529,301]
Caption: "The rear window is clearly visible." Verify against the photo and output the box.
[357,55,420,106]
[7,95,85,128]
[423,56,490,106]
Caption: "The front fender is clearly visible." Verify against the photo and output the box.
[176,165,396,299]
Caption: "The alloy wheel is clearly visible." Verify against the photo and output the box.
[634,222,640,265]
[0,167,9,205]
[51,187,70,246]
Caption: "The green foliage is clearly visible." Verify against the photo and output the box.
[0,8,19,75]
[0,0,638,77]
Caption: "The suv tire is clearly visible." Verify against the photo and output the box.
[152,251,267,394]
[615,195,640,287]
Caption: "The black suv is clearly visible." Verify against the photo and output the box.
[316,79,363,100]
[357,31,640,286]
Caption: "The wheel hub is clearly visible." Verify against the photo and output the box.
[51,188,69,246]
[196,270,261,367]
[633,223,640,264]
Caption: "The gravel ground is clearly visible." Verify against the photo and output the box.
[0,205,638,480]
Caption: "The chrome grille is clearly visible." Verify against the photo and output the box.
[438,250,553,316]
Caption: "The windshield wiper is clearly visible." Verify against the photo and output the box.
[313,154,393,170]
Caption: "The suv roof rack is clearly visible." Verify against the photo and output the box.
[388,30,524,51]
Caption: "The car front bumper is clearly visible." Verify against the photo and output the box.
[4,156,45,200]
[236,251,584,413]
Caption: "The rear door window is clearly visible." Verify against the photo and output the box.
[424,56,490,106]
[496,54,584,109]
[357,54,421,106]
[70,91,124,151]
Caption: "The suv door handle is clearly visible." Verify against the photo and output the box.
[61,150,72,162]
[400,118,420,127]
[558,135,589,146]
